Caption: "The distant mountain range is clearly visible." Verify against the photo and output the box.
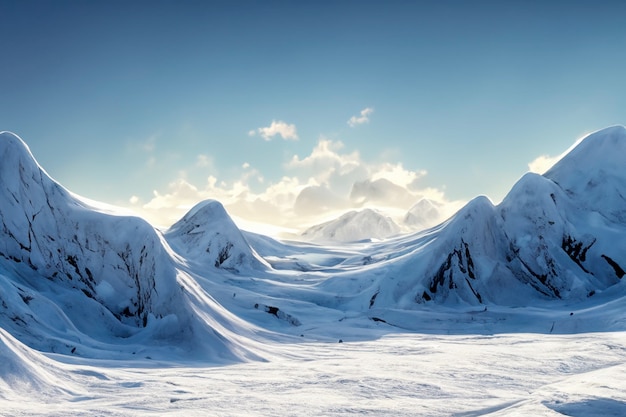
[301,198,446,243]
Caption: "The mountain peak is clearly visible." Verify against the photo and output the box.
[302,208,400,242]
[545,125,626,179]
[165,199,268,270]
[543,125,626,222]
[0,131,42,170]
[0,131,40,163]
[171,199,228,227]
[0,130,26,145]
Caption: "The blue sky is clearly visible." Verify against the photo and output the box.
[2,0,626,231]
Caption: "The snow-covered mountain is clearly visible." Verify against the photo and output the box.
[403,198,443,230]
[319,126,626,308]
[165,199,269,271]
[0,132,263,360]
[1,126,626,365]
[301,208,400,242]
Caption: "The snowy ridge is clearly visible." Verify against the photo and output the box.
[545,125,626,223]
[0,132,178,328]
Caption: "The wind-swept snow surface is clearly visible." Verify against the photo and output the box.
[1,327,626,416]
[1,127,626,415]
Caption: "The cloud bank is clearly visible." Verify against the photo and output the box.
[129,138,461,235]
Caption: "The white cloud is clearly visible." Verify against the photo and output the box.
[294,185,349,216]
[255,120,299,141]
[129,195,140,205]
[348,107,374,127]
[528,155,556,174]
[132,137,461,234]
[528,155,559,174]
[196,154,213,168]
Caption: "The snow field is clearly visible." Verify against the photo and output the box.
[1,329,625,416]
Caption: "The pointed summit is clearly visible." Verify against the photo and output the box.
[165,200,268,270]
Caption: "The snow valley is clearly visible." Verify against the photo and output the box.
[1,127,626,416]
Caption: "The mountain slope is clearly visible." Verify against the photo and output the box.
[0,132,181,324]
[544,125,626,223]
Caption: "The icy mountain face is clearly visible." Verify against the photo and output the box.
[500,127,626,298]
[301,208,400,242]
[0,132,182,328]
[165,199,268,271]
